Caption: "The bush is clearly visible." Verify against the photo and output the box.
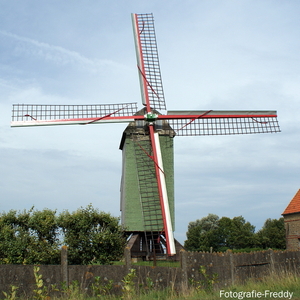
[0,208,60,264]
[0,205,126,265]
[58,205,126,264]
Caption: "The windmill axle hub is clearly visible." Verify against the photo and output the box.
[145,113,158,122]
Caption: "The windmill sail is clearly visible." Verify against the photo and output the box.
[164,110,280,136]
[152,132,175,254]
[132,13,166,111]
[132,133,172,255]
[11,103,138,127]
[132,13,175,255]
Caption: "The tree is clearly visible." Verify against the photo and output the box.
[0,205,126,265]
[58,205,126,265]
[184,214,221,252]
[218,216,256,250]
[187,214,220,232]
[256,217,285,249]
[0,208,60,264]
[184,214,256,252]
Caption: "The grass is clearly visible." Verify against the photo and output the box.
[4,269,300,299]
[95,272,300,299]
[224,271,300,300]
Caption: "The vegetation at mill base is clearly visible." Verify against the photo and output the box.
[2,270,300,299]
[0,205,126,265]
[57,206,126,265]
[184,213,285,252]
[0,206,286,266]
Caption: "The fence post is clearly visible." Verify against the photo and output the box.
[180,249,188,291]
[227,250,235,285]
[269,249,275,274]
[61,245,68,286]
[124,246,132,271]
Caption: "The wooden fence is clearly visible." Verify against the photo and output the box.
[0,248,299,297]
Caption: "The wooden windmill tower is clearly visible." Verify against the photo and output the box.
[11,13,280,258]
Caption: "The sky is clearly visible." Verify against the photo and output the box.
[0,0,299,245]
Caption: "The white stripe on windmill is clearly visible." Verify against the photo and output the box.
[11,13,280,257]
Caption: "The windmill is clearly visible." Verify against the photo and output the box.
[11,13,280,258]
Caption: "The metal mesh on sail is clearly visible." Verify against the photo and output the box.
[12,103,138,122]
[165,116,280,136]
[135,13,166,110]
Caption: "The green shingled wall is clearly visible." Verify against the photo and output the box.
[121,134,174,232]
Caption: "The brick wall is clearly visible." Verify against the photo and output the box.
[284,213,300,250]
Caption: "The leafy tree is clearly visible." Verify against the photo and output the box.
[185,214,256,252]
[256,217,285,249]
[184,214,221,252]
[0,205,126,265]
[0,208,60,264]
[29,208,59,244]
[58,205,126,265]
[188,214,220,232]
[218,216,256,250]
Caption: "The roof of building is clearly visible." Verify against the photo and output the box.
[282,189,300,215]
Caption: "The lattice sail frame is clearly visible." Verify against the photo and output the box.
[132,13,166,110]
[165,110,280,136]
[11,103,138,126]
[11,104,280,136]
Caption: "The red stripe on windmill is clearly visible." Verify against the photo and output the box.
[11,13,280,258]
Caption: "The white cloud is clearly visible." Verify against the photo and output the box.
[0,30,124,72]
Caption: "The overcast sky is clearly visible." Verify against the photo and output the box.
[0,1,299,244]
